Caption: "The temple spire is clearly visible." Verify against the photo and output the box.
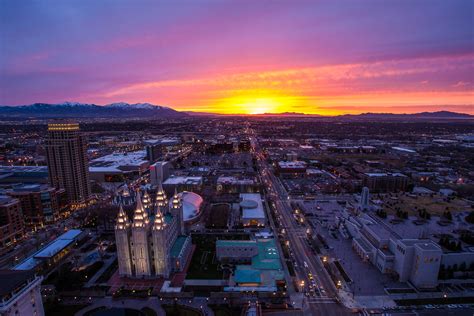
[116,204,130,230]
[132,190,149,228]
[172,188,181,210]
[156,182,167,208]
[142,190,152,212]
[152,204,165,231]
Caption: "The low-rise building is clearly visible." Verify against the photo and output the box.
[0,166,49,184]
[216,239,284,291]
[89,150,149,182]
[275,161,307,178]
[351,214,459,289]
[240,193,266,227]
[217,176,260,194]
[363,172,409,192]
[163,176,202,193]
[216,240,259,263]
[7,184,67,227]
[14,229,84,272]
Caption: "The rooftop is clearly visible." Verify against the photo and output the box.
[163,176,203,185]
[365,172,407,177]
[89,150,148,172]
[14,229,82,270]
[240,193,265,219]
[277,161,307,169]
[170,236,188,258]
[0,270,36,297]
[217,176,255,185]
[216,240,257,248]
[234,267,261,284]
[231,239,284,287]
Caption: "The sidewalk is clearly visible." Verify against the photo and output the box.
[85,254,117,287]
[74,296,215,316]
[338,289,396,309]
[75,297,165,316]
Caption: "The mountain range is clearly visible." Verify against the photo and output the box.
[0,102,185,118]
[0,102,472,120]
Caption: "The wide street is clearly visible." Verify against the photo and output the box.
[252,137,352,316]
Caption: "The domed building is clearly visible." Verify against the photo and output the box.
[169,190,203,225]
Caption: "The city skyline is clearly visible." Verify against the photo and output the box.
[1,0,473,115]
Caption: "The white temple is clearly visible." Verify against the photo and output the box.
[115,186,192,278]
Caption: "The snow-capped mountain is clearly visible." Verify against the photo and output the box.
[106,102,162,109]
[0,102,185,118]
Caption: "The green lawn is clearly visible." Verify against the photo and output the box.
[186,234,250,280]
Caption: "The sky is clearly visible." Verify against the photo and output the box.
[0,0,473,115]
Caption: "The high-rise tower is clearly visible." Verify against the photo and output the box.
[360,186,370,211]
[45,122,91,206]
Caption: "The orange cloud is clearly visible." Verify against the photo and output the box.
[97,54,474,114]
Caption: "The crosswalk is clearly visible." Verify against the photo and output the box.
[306,297,337,304]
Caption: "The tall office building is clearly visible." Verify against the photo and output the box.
[360,186,370,210]
[150,161,171,186]
[45,122,91,206]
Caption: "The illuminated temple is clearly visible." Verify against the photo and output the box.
[115,185,192,278]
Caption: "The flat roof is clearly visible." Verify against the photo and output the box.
[34,239,74,258]
[216,240,257,248]
[12,257,38,271]
[0,166,48,173]
[0,270,36,297]
[240,193,265,219]
[170,235,188,258]
[354,237,373,253]
[415,242,441,251]
[163,176,202,185]
[90,150,148,172]
[277,161,307,168]
[252,239,281,270]
[217,176,255,185]
[234,267,261,283]
[365,172,407,177]
[58,229,82,240]
[14,229,82,270]
[392,146,416,153]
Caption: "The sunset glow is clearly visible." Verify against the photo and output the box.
[1,1,473,114]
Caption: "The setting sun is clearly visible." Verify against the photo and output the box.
[242,98,281,114]
[215,93,291,115]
